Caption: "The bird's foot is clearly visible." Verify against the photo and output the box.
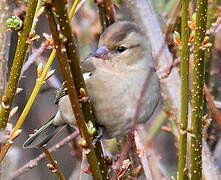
[92,126,104,145]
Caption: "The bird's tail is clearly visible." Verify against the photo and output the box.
[23,116,66,148]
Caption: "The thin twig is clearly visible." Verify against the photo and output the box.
[42,146,66,180]
[6,131,78,180]
[204,0,219,85]
[204,85,221,129]
[103,0,115,25]
[135,126,169,180]
[113,70,153,179]
[0,0,14,97]
[21,42,48,75]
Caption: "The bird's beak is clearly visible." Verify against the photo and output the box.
[91,46,110,60]
[80,46,110,73]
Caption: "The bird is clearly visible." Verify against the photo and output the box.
[23,21,161,148]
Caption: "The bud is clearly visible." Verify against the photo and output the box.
[173,31,182,46]
[37,62,44,77]
[200,36,212,50]
[6,16,23,31]
[87,121,96,136]
[79,138,88,148]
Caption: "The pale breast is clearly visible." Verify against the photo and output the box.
[85,65,160,138]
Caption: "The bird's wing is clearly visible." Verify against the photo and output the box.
[54,71,92,104]
[55,83,67,104]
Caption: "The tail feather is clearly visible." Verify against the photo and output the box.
[23,118,66,148]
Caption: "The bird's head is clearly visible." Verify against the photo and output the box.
[81,21,152,72]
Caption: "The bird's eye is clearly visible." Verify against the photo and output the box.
[115,46,127,53]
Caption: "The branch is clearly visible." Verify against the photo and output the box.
[42,146,65,180]
[125,0,181,126]
[6,132,78,180]
[177,0,190,179]
[0,0,38,129]
[0,0,15,97]
[94,0,115,31]
[45,2,108,178]
[204,85,221,129]
[204,0,219,85]
[190,0,208,179]
[0,0,81,163]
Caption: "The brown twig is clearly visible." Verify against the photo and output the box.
[112,69,153,179]
[135,126,169,180]
[103,0,115,25]
[204,85,221,129]
[126,0,181,120]
[21,42,48,75]
[6,131,79,180]
[94,0,115,31]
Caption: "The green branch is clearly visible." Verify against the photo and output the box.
[45,3,108,179]
[177,1,190,180]
[52,2,108,176]
[190,0,208,179]
[42,146,65,180]
[0,0,38,129]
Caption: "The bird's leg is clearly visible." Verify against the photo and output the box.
[92,125,104,145]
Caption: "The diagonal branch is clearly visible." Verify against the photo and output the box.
[45,3,108,179]
[0,0,38,129]
[6,131,78,180]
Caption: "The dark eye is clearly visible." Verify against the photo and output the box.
[115,46,127,53]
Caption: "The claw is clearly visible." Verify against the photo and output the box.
[92,126,104,145]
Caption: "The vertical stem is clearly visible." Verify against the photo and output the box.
[45,5,107,179]
[0,0,38,129]
[190,0,208,179]
[94,0,115,31]
[204,0,219,85]
[42,146,66,180]
[103,0,115,25]
[52,1,108,175]
[0,0,14,97]
[177,1,190,179]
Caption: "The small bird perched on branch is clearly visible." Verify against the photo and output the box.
[24,21,161,148]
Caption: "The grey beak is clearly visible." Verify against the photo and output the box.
[81,46,110,73]
[91,46,110,60]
